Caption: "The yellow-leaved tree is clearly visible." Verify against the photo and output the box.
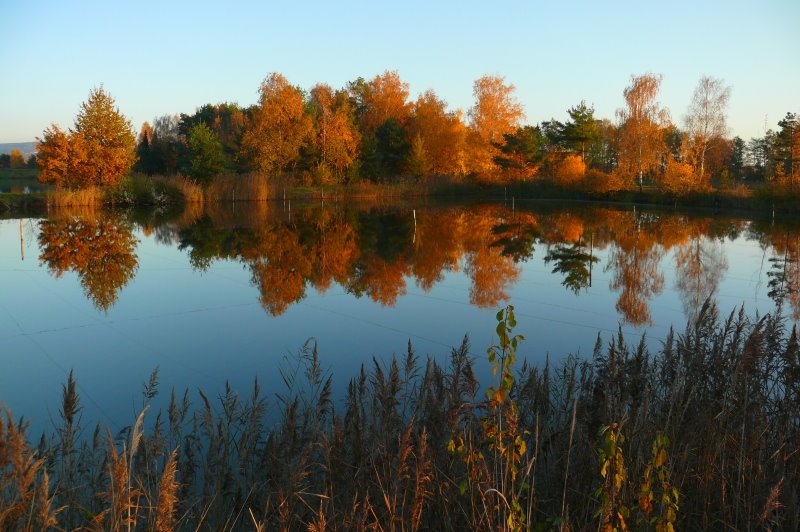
[37,87,137,188]
[467,75,524,180]
[408,89,467,177]
[616,74,670,190]
[240,72,312,175]
[308,84,361,181]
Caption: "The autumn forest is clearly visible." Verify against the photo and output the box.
[28,71,800,201]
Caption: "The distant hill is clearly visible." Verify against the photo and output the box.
[0,142,37,157]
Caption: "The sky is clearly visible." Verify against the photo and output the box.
[1,0,798,143]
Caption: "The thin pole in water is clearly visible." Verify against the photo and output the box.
[19,218,24,261]
[413,209,417,244]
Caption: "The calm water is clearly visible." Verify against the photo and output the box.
[1,200,797,434]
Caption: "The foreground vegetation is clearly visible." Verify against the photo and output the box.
[1,303,798,530]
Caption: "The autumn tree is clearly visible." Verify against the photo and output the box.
[9,148,26,169]
[684,75,731,181]
[351,71,412,179]
[37,87,136,188]
[355,71,412,136]
[616,74,670,190]
[407,90,467,176]
[240,73,312,175]
[74,87,137,185]
[36,125,90,187]
[467,75,524,178]
[186,122,226,186]
[308,84,361,180]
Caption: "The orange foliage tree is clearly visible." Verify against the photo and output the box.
[37,87,136,188]
[616,74,670,189]
[308,84,361,181]
[467,75,524,179]
[407,90,467,176]
[357,70,412,136]
[240,73,312,175]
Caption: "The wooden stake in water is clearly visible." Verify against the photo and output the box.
[413,209,417,244]
[20,218,24,261]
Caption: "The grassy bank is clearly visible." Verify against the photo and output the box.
[1,303,798,530]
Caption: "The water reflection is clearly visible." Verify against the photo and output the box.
[38,212,139,311]
[29,201,800,323]
[767,232,800,320]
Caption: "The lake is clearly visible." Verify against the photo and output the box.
[1,199,797,435]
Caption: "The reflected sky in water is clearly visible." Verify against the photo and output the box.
[0,201,795,435]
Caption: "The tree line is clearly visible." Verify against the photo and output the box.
[35,72,800,194]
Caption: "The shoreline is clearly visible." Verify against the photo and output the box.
[2,178,798,219]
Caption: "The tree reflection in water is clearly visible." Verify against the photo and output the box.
[35,202,800,325]
[38,212,139,312]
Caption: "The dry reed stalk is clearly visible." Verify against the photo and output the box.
[0,407,43,529]
[155,448,179,532]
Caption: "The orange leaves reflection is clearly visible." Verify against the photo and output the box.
[38,213,139,312]
[42,202,798,325]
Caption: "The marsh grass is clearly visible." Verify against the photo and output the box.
[172,177,204,204]
[46,186,103,209]
[1,302,799,530]
[206,173,280,203]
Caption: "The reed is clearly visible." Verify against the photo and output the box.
[172,176,204,204]
[206,172,279,203]
[46,186,103,209]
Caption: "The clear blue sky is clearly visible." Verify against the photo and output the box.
[1,0,797,143]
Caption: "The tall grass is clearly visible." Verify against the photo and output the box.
[172,176,204,204]
[46,186,103,209]
[1,302,798,530]
[206,173,280,203]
